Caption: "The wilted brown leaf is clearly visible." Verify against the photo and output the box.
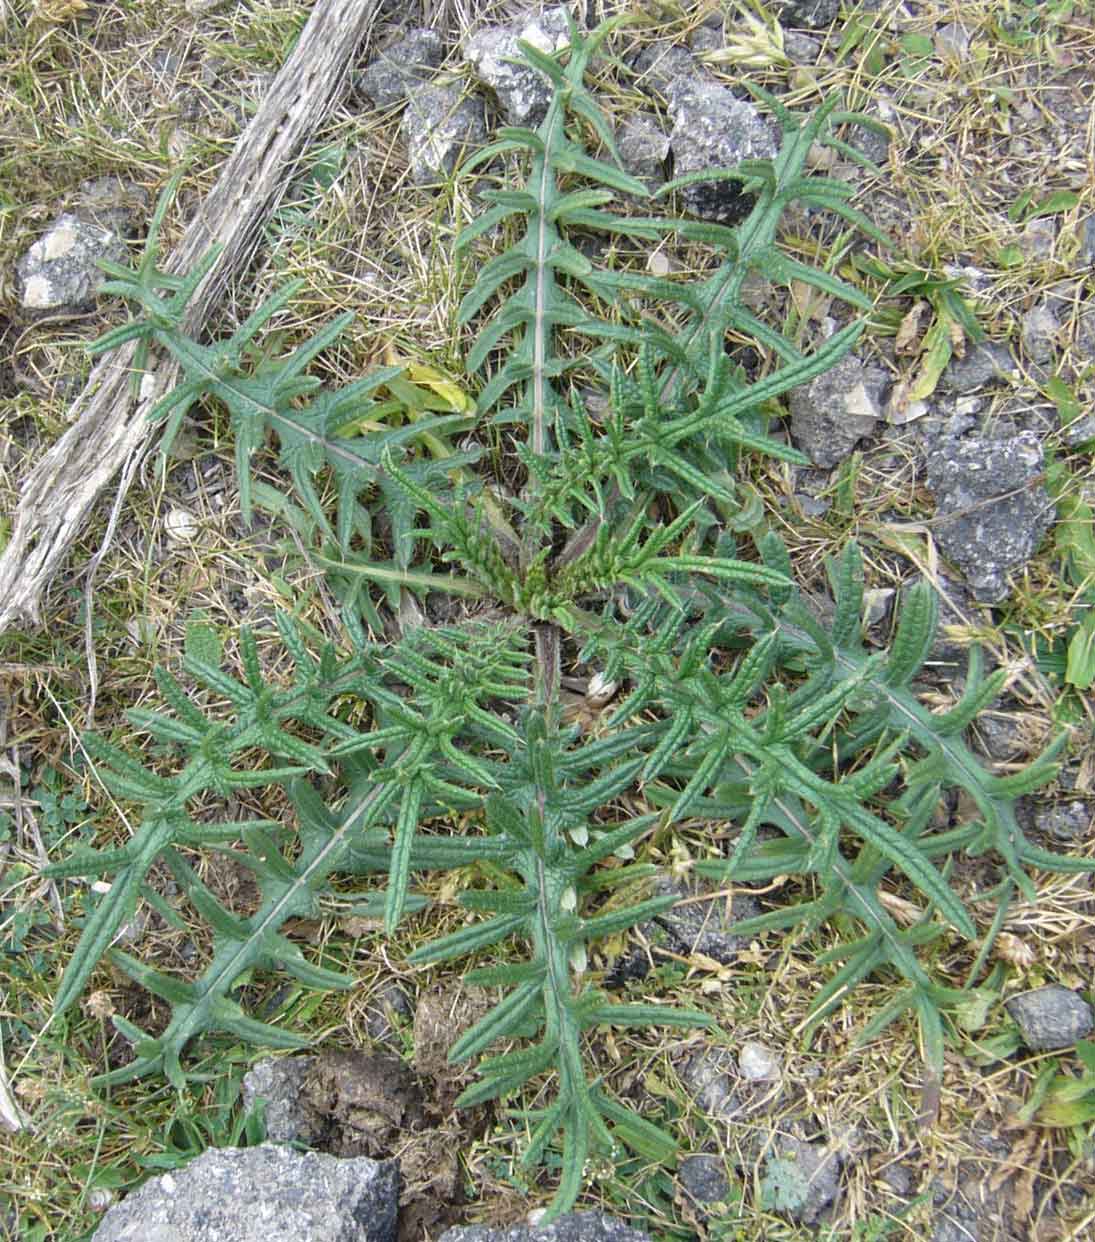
[996,932,1036,969]
[879,889,924,926]
[895,300,928,354]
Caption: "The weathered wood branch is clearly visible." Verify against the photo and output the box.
[0,0,382,632]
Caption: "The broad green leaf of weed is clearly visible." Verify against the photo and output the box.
[184,614,223,668]
[1065,610,1095,691]
[1044,375,1085,435]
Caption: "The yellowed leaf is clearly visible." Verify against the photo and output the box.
[790,279,828,323]
[384,344,476,415]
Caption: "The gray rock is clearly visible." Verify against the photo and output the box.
[91,1144,399,1242]
[678,1154,731,1204]
[782,31,822,63]
[1063,412,1095,447]
[463,7,571,126]
[438,1212,652,1242]
[72,175,148,236]
[654,878,761,964]
[606,875,759,985]
[932,1203,981,1242]
[364,982,412,1046]
[773,0,841,29]
[356,28,444,108]
[738,1040,781,1082]
[615,114,670,190]
[681,1047,746,1123]
[1034,801,1092,842]
[795,494,830,519]
[1080,215,1095,264]
[1021,302,1060,363]
[925,432,1054,602]
[242,1056,322,1146]
[941,341,1016,393]
[1006,984,1094,1050]
[400,83,486,184]
[16,212,127,311]
[878,1162,915,1197]
[762,1133,841,1224]
[847,119,891,167]
[935,22,971,60]
[973,715,1024,762]
[688,25,724,56]
[630,43,698,96]
[1074,306,1095,364]
[1019,216,1056,261]
[666,75,777,223]
[930,1176,982,1242]
[788,353,885,467]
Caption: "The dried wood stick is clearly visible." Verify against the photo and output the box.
[0,0,382,632]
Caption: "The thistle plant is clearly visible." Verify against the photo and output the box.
[46,17,1090,1219]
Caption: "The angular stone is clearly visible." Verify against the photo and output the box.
[688,24,724,56]
[630,43,697,96]
[738,1040,781,1082]
[1079,215,1095,264]
[242,1056,322,1147]
[17,212,127,311]
[782,31,822,63]
[356,28,444,108]
[678,1154,731,1204]
[762,1134,841,1224]
[653,877,761,965]
[400,83,486,184]
[1034,801,1092,842]
[665,75,776,223]
[615,114,670,189]
[463,7,571,126]
[1006,984,1094,1051]
[788,353,884,467]
[438,1212,652,1242]
[973,715,1025,762]
[941,341,1016,393]
[91,1144,399,1242]
[925,432,1054,602]
[1019,216,1056,261]
[681,1047,746,1123]
[1021,302,1060,363]
[773,0,841,29]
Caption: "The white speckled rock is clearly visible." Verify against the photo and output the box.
[463,6,571,126]
[91,1144,398,1242]
[17,212,127,311]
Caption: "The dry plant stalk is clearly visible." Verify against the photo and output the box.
[0,0,383,633]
